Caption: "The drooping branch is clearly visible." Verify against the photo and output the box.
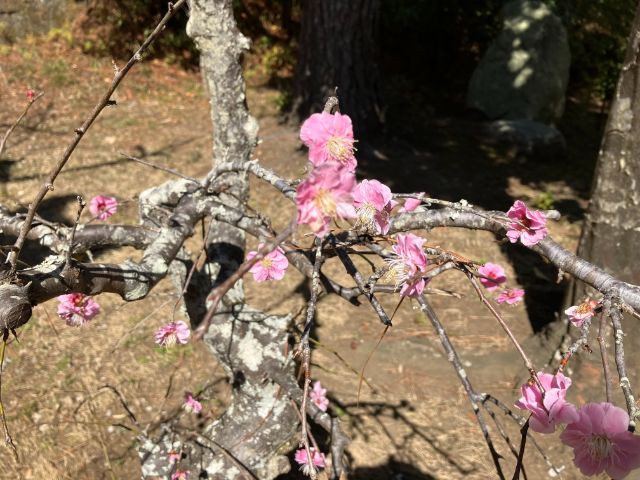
[392,209,640,310]
[6,0,188,275]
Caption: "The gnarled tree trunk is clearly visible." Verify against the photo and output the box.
[137,1,299,478]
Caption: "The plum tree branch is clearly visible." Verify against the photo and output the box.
[6,0,188,276]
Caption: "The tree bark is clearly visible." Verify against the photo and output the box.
[293,0,383,133]
[137,2,300,479]
[571,2,640,302]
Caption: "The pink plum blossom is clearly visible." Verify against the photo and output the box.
[505,200,548,246]
[565,298,599,328]
[89,195,118,221]
[300,112,357,171]
[155,321,191,347]
[183,392,202,414]
[171,471,189,480]
[26,89,35,101]
[309,381,329,412]
[387,233,428,297]
[477,263,506,291]
[246,244,289,282]
[353,179,397,234]
[515,371,579,433]
[560,402,640,479]
[399,193,425,213]
[296,163,356,236]
[294,447,326,476]
[57,293,101,327]
[168,451,181,463]
[496,289,525,305]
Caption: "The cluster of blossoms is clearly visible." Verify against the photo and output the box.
[297,112,417,238]
[516,372,640,478]
[89,195,118,221]
[57,293,101,327]
[477,262,524,305]
[154,321,191,347]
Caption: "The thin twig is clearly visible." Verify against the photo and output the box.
[65,196,86,269]
[193,221,295,340]
[0,330,18,461]
[330,235,392,326]
[478,393,561,476]
[464,268,539,383]
[120,152,201,184]
[597,313,613,403]
[172,219,214,321]
[485,409,527,480]
[7,0,188,275]
[416,295,505,480]
[557,317,592,373]
[605,297,638,427]
[0,90,44,160]
[99,384,140,430]
[512,420,529,480]
[299,238,323,480]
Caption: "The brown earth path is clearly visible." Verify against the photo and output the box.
[0,38,621,479]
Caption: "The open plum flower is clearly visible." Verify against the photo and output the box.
[565,298,599,327]
[246,244,289,282]
[505,200,548,246]
[89,195,118,221]
[171,471,189,480]
[496,288,525,305]
[560,403,640,479]
[515,371,578,433]
[353,179,397,235]
[386,233,428,297]
[296,162,356,236]
[294,447,326,476]
[477,262,506,291]
[309,381,329,412]
[183,392,202,414]
[155,321,191,347]
[300,111,357,171]
[398,193,426,213]
[57,293,101,327]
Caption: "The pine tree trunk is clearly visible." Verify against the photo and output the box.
[293,0,382,133]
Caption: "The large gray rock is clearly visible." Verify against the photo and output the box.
[467,0,570,124]
[485,119,566,158]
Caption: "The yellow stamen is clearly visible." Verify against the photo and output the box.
[326,136,353,162]
[314,189,337,215]
[589,435,612,460]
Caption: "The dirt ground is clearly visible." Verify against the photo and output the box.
[0,35,630,479]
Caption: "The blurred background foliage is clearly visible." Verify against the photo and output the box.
[69,0,635,103]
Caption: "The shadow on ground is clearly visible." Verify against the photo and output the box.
[355,95,604,332]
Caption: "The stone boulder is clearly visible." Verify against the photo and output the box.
[467,0,570,124]
[485,119,566,158]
